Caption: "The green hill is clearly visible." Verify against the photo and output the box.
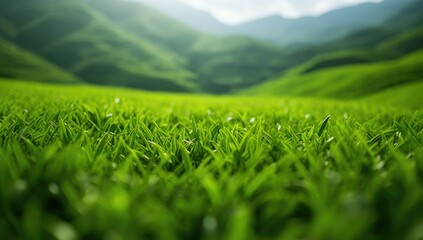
[84,0,286,93]
[240,0,423,105]
[275,0,423,72]
[0,0,197,92]
[241,50,423,102]
[0,38,79,83]
[377,27,423,56]
[286,23,423,76]
[0,0,286,93]
[0,0,421,95]
[185,36,286,93]
[364,81,423,109]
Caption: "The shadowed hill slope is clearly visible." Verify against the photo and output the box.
[241,50,423,100]
[0,38,80,83]
[0,0,197,92]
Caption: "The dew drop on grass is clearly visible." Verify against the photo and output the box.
[83,192,99,205]
[149,175,159,186]
[380,171,388,178]
[106,113,113,118]
[325,170,341,185]
[343,112,349,120]
[51,222,77,240]
[23,109,28,114]
[277,124,282,131]
[250,117,256,123]
[226,116,233,122]
[114,98,121,104]
[203,216,217,231]
[15,179,27,192]
[111,176,118,182]
[305,114,311,119]
[19,127,28,139]
[374,161,385,171]
[183,139,194,145]
[49,183,60,195]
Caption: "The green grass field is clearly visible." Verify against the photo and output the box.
[1,80,422,239]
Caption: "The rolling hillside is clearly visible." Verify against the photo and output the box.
[270,0,423,73]
[243,1,423,94]
[241,0,423,99]
[86,0,286,93]
[364,81,423,109]
[0,0,421,96]
[0,0,287,93]
[240,0,423,100]
[0,0,197,92]
[0,38,80,83]
[241,50,423,102]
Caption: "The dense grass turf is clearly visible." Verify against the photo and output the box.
[1,80,422,239]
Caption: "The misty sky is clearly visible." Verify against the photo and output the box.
[181,0,383,24]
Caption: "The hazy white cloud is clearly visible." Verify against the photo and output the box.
[181,0,383,24]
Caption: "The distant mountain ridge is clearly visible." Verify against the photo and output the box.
[135,0,231,35]
[139,0,417,45]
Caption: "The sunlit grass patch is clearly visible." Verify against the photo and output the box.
[0,80,422,239]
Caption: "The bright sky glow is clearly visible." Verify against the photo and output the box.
[180,0,383,24]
